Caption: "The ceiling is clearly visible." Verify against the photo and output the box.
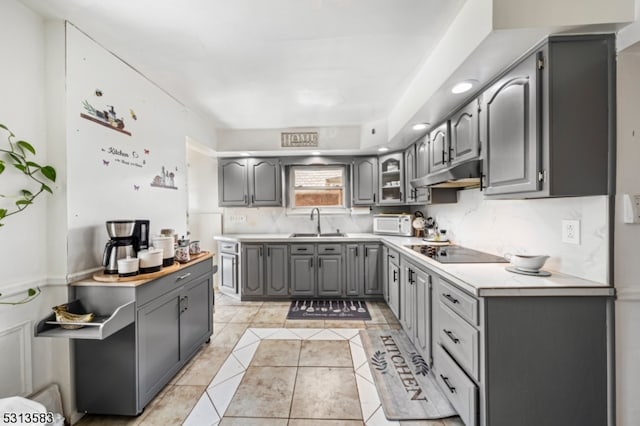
[20,0,466,132]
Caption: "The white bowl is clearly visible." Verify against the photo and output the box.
[504,253,549,272]
[117,256,139,276]
[138,248,163,272]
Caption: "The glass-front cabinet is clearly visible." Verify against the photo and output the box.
[378,152,404,205]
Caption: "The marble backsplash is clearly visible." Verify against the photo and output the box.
[222,190,609,284]
[422,189,609,284]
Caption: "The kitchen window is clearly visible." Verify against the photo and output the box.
[289,165,346,209]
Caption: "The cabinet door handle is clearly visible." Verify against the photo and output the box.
[267,247,271,256]
[399,191,403,200]
[244,194,247,204]
[310,258,313,268]
[373,193,376,203]
[443,329,460,344]
[393,269,397,282]
[440,375,456,394]
[252,194,255,204]
[355,247,358,257]
[177,273,191,281]
[259,247,263,257]
[443,293,460,304]
[319,258,322,268]
[388,254,395,259]
[184,296,189,311]
[442,149,446,165]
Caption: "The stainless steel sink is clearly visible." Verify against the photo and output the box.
[289,232,347,238]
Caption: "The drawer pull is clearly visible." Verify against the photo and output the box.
[298,248,308,251]
[443,329,460,344]
[440,374,457,394]
[177,273,191,281]
[443,293,460,304]
[325,248,335,251]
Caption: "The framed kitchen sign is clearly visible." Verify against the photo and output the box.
[281,131,318,147]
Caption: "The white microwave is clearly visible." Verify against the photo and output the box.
[373,214,414,236]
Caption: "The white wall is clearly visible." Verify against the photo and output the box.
[614,45,640,426]
[423,190,609,283]
[0,0,71,419]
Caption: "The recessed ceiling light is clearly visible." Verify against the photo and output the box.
[378,147,389,152]
[412,123,429,131]
[311,151,321,156]
[451,80,477,94]
[240,152,250,157]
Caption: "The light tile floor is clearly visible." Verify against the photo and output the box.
[76,291,463,426]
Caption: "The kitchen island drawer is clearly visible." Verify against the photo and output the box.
[318,244,341,254]
[137,260,212,307]
[438,302,479,381]
[438,278,478,325]
[291,244,315,254]
[435,344,478,426]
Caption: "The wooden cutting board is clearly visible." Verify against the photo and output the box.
[92,262,181,283]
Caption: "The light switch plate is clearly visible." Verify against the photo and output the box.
[623,194,640,223]
[562,219,580,245]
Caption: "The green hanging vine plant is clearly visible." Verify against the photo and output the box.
[0,123,55,305]
[0,123,56,226]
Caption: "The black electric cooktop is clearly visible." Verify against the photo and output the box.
[407,244,509,264]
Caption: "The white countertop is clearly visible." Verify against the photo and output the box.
[214,233,613,297]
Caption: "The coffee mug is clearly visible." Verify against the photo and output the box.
[175,245,190,262]
[189,240,201,254]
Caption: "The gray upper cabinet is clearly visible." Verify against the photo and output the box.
[219,159,248,206]
[428,122,449,174]
[249,158,282,206]
[449,99,480,166]
[415,137,430,203]
[404,144,418,204]
[483,53,540,196]
[218,158,282,207]
[378,152,404,204]
[352,157,378,205]
[483,34,615,198]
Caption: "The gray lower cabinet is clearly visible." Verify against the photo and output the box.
[345,243,382,297]
[483,34,615,198]
[346,244,364,296]
[363,244,382,295]
[290,255,315,297]
[430,275,612,426]
[241,243,288,298]
[218,241,239,296]
[386,248,400,318]
[266,245,289,296]
[70,260,214,416]
[317,254,343,296]
[399,256,431,361]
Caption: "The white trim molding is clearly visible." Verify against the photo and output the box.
[0,321,33,397]
[615,286,640,301]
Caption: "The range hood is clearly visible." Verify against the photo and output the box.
[411,158,482,189]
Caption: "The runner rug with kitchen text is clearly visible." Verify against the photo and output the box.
[287,299,371,320]
[359,330,457,420]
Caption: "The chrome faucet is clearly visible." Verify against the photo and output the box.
[310,207,321,235]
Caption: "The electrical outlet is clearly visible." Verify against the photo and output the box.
[562,219,580,245]
[229,215,246,223]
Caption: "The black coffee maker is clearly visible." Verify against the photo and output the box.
[102,219,150,274]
